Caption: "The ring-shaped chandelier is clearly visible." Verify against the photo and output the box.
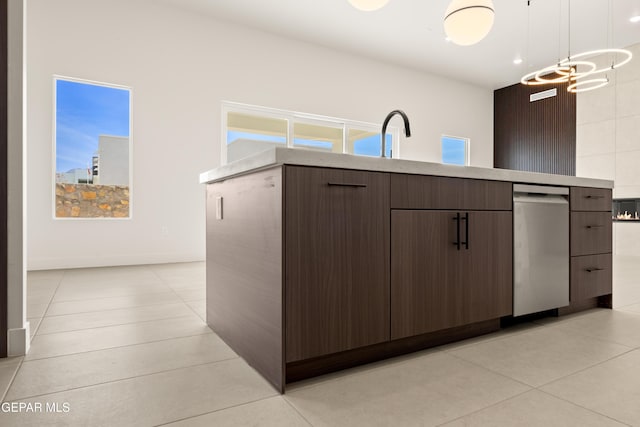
[563,48,633,74]
[567,77,610,93]
[533,60,597,84]
[522,48,632,90]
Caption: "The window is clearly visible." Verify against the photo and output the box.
[54,77,132,219]
[441,135,469,166]
[221,102,399,164]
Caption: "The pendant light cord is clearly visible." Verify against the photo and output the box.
[567,0,571,59]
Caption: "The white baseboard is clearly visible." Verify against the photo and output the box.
[7,322,30,356]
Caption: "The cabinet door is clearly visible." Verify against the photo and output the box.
[460,211,513,325]
[285,166,390,362]
[391,210,512,340]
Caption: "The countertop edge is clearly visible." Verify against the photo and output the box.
[200,147,614,189]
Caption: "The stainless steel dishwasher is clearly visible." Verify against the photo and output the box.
[513,184,569,317]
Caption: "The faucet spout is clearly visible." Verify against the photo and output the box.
[381,110,411,158]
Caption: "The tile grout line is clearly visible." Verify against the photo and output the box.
[445,351,536,390]
[7,355,241,402]
[535,388,633,426]
[0,358,25,403]
[282,394,317,427]
[148,267,207,323]
[447,333,636,391]
[35,313,200,337]
[3,269,69,400]
[43,294,191,318]
[151,395,290,427]
[433,388,533,427]
[534,346,638,390]
[36,301,197,322]
[23,330,216,363]
[441,338,638,424]
[47,284,177,304]
[30,269,68,337]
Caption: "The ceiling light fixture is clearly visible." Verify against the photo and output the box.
[443,0,495,46]
[567,77,609,93]
[513,58,523,65]
[520,0,632,93]
[630,15,640,23]
[348,0,390,11]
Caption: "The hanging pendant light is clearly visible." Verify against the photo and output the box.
[444,0,495,46]
[521,0,632,92]
[348,0,390,11]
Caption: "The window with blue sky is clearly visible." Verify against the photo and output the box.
[223,103,398,163]
[442,135,468,166]
[54,77,131,219]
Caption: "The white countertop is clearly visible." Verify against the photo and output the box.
[200,147,614,189]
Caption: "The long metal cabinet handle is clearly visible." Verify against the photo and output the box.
[453,213,461,250]
[327,182,367,188]
[585,195,605,199]
[461,212,469,250]
[586,225,604,229]
[586,267,605,273]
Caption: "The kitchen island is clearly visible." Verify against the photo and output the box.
[200,147,613,393]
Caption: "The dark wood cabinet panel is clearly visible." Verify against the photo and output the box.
[570,212,613,256]
[391,210,512,339]
[571,254,612,301]
[463,211,513,322]
[284,166,390,362]
[391,174,512,210]
[494,81,576,176]
[570,187,612,212]
[206,167,284,392]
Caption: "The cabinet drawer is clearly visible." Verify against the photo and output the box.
[570,212,612,256]
[570,187,612,211]
[391,174,512,210]
[571,254,612,301]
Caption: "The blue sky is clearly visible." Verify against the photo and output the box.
[56,79,130,173]
[442,136,466,165]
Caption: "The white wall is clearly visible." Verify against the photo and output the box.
[576,42,640,257]
[26,0,493,270]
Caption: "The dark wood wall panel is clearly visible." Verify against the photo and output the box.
[1,0,9,358]
[494,81,576,176]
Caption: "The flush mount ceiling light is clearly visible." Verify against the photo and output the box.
[444,0,495,46]
[630,15,640,23]
[348,0,390,11]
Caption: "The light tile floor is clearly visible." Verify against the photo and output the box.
[0,256,638,426]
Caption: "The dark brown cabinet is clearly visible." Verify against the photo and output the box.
[391,210,512,339]
[389,174,512,340]
[284,166,390,362]
[568,186,613,308]
[205,164,609,393]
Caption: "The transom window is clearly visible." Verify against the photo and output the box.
[222,102,398,164]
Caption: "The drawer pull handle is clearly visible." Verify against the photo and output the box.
[585,195,605,199]
[461,212,469,250]
[327,182,367,188]
[586,267,605,273]
[586,225,604,229]
[453,213,461,250]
